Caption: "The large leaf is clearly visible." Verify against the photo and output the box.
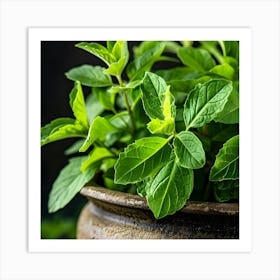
[114,136,172,184]
[214,82,239,124]
[156,67,199,82]
[127,42,165,81]
[75,42,115,65]
[41,118,87,146]
[184,79,233,130]
[79,116,117,152]
[209,63,235,80]
[146,156,194,219]
[48,156,97,213]
[69,81,89,128]
[65,65,112,87]
[178,47,216,72]
[173,131,205,169]
[210,135,239,181]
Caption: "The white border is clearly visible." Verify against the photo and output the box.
[28,27,252,253]
[1,1,279,279]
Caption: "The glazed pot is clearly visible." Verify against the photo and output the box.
[77,185,239,239]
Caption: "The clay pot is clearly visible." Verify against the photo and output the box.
[77,185,239,239]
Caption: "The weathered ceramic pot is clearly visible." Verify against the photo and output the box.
[77,185,239,239]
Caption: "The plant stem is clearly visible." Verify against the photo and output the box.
[116,75,136,132]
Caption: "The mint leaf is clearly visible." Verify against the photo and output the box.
[85,92,104,124]
[174,131,205,169]
[114,136,172,184]
[75,42,115,65]
[214,82,239,124]
[209,63,235,80]
[104,41,129,76]
[79,116,117,152]
[141,72,176,134]
[210,135,239,181]
[146,156,194,219]
[65,65,112,87]
[41,118,87,146]
[127,42,165,81]
[81,147,114,172]
[48,156,97,213]
[94,87,116,112]
[184,79,233,130]
[69,81,88,128]
[178,47,216,72]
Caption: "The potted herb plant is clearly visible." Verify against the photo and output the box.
[41,40,239,239]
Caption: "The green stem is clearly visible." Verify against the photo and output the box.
[116,75,136,132]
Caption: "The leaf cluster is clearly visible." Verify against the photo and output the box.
[41,40,239,219]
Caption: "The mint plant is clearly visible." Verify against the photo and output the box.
[41,41,239,219]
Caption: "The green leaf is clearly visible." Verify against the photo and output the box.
[81,147,114,172]
[213,180,239,202]
[69,81,88,128]
[106,41,116,52]
[79,116,117,152]
[65,65,112,87]
[223,41,239,60]
[93,87,116,112]
[41,118,87,146]
[48,156,97,213]
[156,67,199,82]
[141,72,176,134]
[209,63,235,80]
[178,47,216,72]
[141,72,176,120]
[210,135,239,181]
[147,118,175,134]
[75,42,115,65]
[64,139,85,155]
[184,79,233,130]
[174,131,205,169]
[127,42,165,81]
[145,156,194,219]
[85,92,104,124]
[104,41,129,76]
[114,136,172,184]
[214,82,239,124]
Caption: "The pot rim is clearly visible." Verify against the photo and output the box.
[81,184,239,216]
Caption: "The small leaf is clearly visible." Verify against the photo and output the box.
[65,65,112,87]
[209,63,235,80]
[178,47,216,72]
[69,81,88,128]
[174,131,205,169]
[114,136,172,184]
[41,118,87,146]
[64,139,85,155]
[147,118,175,134]
[210,135,239,181]
[75,42,115,65]
[104,41,129,76]
[141,72,176,120]
[48,157,97,213]
[127,42,165,81]
[146,156,194,219]
[184,79,233,130]
[81,147,114,172]
[79,116,117,152]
